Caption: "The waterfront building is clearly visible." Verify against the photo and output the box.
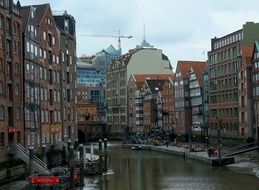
[160,75,175,133]
[29,3,61,146]
[106,46,173,138]
[143,79,166,132]
[252,41,259,142]
[202,68,209,140]
[21,3,77,148]
[189,62,206,136]
[21,4,40,148]
[54,11,77,144]
[128,74,174,134]
[0,0,23,156]
[208,22,259,140]
[174,61,206,140]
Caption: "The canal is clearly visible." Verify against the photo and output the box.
[84,145,259,190]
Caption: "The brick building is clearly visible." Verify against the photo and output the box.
[54,11,77,144]
[160,75,175,133]
[128,74,174,134]
[208,22,259,140]
[0,0,23,156]
[174,61,206,140]
[252,41,259,142]
[143,79,165,132]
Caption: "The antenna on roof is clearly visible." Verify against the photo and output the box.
[138,23,154,48]
[143,23,146,42]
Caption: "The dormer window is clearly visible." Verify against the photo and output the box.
[176,72,181,77]
[31,7,35,18]
[64,19,69,32]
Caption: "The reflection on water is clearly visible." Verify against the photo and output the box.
[84,146,259,190]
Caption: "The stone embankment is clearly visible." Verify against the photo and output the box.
[122,144,235,166]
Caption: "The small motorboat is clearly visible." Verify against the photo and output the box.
[131,145,143,150]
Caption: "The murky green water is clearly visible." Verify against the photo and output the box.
[83,146,259,190]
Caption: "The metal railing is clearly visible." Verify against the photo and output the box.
[14,143,54,174]
[222,142,258,157]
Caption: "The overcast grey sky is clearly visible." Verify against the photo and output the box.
[21,0,259,69]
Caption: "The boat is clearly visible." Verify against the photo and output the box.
[131,145,143,150]
[29,167,79,190]
[75,144,102,175]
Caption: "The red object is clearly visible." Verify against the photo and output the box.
[8,128,15,133]
[73,173,79,182]
[30,176,60,185]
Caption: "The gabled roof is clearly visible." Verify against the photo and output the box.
[34,4,49,24]
[241,45,254,66]
[20,6,30,32]
[191,62,207,86]
[21,3,50,28]
[176,60,207,78]
[132,74,175,89]
[146,80,166,94]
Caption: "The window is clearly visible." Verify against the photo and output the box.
[0,35,3,48]
[43,31,46,40]
[31,9,34,18]
[0,58,2,71]
[15,63,20,74]
[16,107,21,120]
[15,84,20,96]
[64,19,69,32]
[40,66,43,79]
[0,81,2,94]
[0,132,4,146]
[17,131,21,143]
[0,105,4,120]
[26,41,30,52]
[52,36,55,45]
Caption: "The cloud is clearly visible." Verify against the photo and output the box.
[21,0,259,66]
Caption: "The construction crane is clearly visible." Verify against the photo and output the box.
[81,30,133,50]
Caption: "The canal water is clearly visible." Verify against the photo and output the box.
[84,145,259,190]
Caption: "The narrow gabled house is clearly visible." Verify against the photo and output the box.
[54,11,77,144]
[174,61,206,141]
[128,74,175,134]
[143,79,165,132]
[0,0,23,156]
[22,3,62,147]
[160,75,175,134]
[189,62,206,136]
[21,4,41,148]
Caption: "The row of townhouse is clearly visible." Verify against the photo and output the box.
[0,0,77,157]
[106,47,173,139]
[127,61,207,141]
[107,22,259,143]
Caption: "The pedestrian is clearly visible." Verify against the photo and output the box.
[207,147,212,157]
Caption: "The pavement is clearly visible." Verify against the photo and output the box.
[123,143,212,164]
[123,143,259,178]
